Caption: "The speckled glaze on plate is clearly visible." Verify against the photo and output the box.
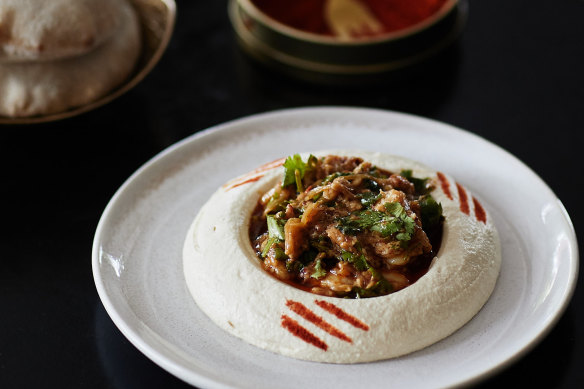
[0,0,176,125]
[92,107,578,388]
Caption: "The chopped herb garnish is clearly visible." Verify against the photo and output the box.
[294,169,304,192]
[383,202,415,242]
[337,202,415,243]
[252,153,444,299]
[311,191,323,202]
[321,171,351,184]
[362,178,380,192]
[282,154,317,192]
[261,237,278,258]
[400,169,430,194]
[311,258,327,279]
[420,194,443,229]
[266,215,285,240]
[352,278,393,298]
[368,166,388,179]
[286,259,303,273]
[357,191,381,207]
[340,251,369,271]
[299,247,318,265]
[311,240,331,252]
[273,246,288,261]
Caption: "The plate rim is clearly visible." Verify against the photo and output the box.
[92,106,579,388]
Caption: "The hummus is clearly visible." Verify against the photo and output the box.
[183,151,501,363]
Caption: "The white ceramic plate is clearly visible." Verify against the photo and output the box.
[92,107,578,388]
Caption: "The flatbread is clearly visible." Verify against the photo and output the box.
[0,0,124,62]
[183,151,501,363]
[0,0,141,118]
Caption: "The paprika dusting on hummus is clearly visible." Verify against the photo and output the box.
[249,154,444,298]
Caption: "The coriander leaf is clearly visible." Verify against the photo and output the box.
[266,215,285,240]
[273,246,288,260]
[362,178,380,192]
[311,240,331,252]
[420,195,443,228]
[400,169,430,194]
[282,154,317,191]
[395,232,410,241]
[402,213,415,235]
[357,191,381,207]
[336,203,416,242]
[351,274,393,297]
[336,219,363,235]
[299,247,318,265]
[385,202,415,241]
[282,154,304,188]
[371,278,393,295]
[384,202,406,219]
[370,218,401,237]
[311,258,327,279]
[340,251,369,271]
[306,154,318,171]
[337,210,386,235]
[286,259,303,273]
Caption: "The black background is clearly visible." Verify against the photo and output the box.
[1,0,583,387]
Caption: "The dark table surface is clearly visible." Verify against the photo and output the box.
[2,0,583,387]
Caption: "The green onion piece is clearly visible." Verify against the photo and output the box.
[261,237,278,258]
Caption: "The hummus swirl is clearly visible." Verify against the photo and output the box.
[183,150,501,363]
